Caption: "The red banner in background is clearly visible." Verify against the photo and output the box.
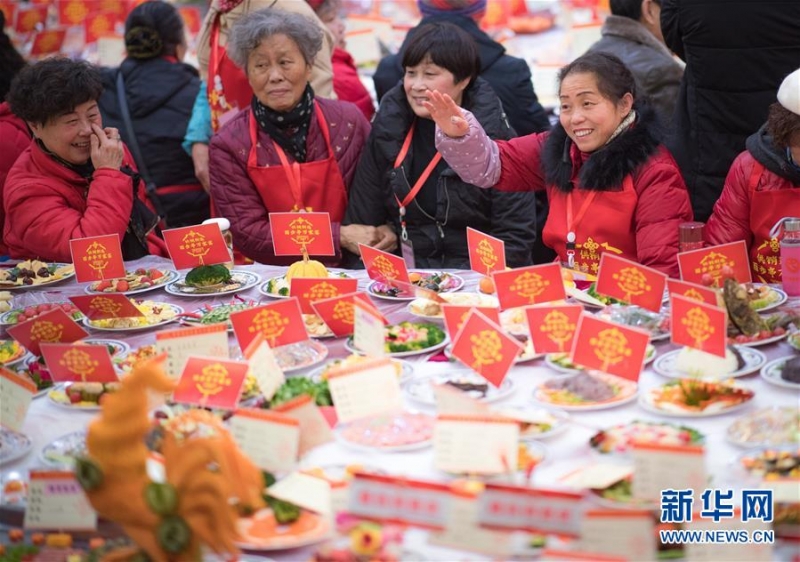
[84,12,119,44]
[15,6,48,34]
[30,29,67,55]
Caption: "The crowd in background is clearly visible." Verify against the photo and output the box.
[0,0,799,283]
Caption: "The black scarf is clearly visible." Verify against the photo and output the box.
[251,84,315,163]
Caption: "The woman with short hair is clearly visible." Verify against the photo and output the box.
[209,9,373,265]
[4,57,165,262]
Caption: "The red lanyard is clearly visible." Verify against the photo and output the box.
[565,189,597,268]
[393,120,442,238]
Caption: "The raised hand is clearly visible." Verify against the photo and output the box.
[423,90,469,139]
[90,123,124,170]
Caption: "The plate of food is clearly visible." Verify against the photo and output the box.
[39,430,87,469]
[589,477,657,511]
[407,291,498,321]
[569,283,624,309]
[652,346,766,380]
[303,313,334,338]
[0,429,32,466]
[13,359,55,398]
[589,420,705,455]
[0,301,84,325]
[273,339,329,373]
[533,371,638,411]
[259,270,351,298]
[47,381,121,411]
[367,271,464,301]
[114,344,157,373]
[760,356,800,389]
[491,407,570,440]
[735,445,800,480]
[83,301,182,331]
[308,355,414,384]
[266,377,332,409]
[84,268,178,295]
[165,266,260,297]
[742,283,787,312]
[545,345,656,374]
[236,508,331,551]
[179,301,257,331]
[639,379,755,417]
[726,407,800,448]
[345,321,448,358]
[0,260,75,289]
[335,412,435,452]
[595,305,670,342]
[0,339,26,367]
[403,370,515,405]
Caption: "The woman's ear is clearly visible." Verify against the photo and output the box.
[619,92,634,115]
[27,122,41,138]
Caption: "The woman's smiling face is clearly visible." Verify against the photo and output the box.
[558,71,633,153]
[404,56,469,120]
[29,100,102,165]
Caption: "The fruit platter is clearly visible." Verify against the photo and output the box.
[589,421,705,455]
[368,271,464,299]
[165,265,260,296]
[0,301,83,325]
[85,267,177,295]
[640,379,755,417]
[346,321,448,357]
[0,260,74,289]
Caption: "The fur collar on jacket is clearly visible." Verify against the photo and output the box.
[542,102,662,192]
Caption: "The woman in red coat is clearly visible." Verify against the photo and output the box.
[705,68,800,283]
[4,58,166,262]
[428,52,692,277]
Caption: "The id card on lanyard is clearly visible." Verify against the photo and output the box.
[393,120,442,270]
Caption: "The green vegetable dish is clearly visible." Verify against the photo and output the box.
[266,378,333,408]
[587,283,627,306]
[384,322,446,353]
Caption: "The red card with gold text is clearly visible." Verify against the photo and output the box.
[467,227,506,275]
[162,223,231,270]
[84,12,119,44]
[7,309,89,356]
[310,292,383,337]
[670,294,727,358]
[30,29,67,56]
[450,309,522,387]
[290,277,358,314]
[15,6,47,34]
[269,212,335,256]
[525,304,584,354]
[69,234,126,283]
[69,294,144,320]
[666,279,720,307]
[595,254,667,313]
[359,244,410,285]
[40,343,118,383]
[441,304,500,341]
[570,314,650,382]
[678,241,751,286]
[493,264,566,310]
[173,357,248,410]
[230,298,307,350]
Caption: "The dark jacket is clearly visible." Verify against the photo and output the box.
[99,57,209,228]
[373,14,550,136]
[586,15,683,124]
[344,77,537,269]
[661,0,800,221]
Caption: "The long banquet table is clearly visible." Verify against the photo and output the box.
[1,256,799,561]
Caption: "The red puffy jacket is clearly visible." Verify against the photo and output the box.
[0,102,32,255]
[3,141,167,262]
[332,48,375,121]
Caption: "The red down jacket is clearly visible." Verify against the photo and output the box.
[0,102,31,255]
[332,48,375,121]
[3,141,167,262]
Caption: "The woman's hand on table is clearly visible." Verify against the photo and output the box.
[424,90,469,139]
[340,224,397,255]
[90,124,124,170]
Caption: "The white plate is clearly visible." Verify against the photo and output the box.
[726,407,800,448]
[83,303,183,332]
[80,338,131,358]
[274,340,329,373]
[257,272,353,299]
[652,347,766,380]
[345,330,449,358]
[83,269,179,296]
[545,345,656,374]
[47,384,105,411]
[0,429,33,466]
[789,332,800,351]
[235,508,331,551]
[165,270,261,297]
[179,302,256,332]
[751,285,788,312]
[367,271,465,301]
[0,262,75,290]
[403,371,516,405]
[0,340,28,368]
[308,358,414,384]
[567,286,607,309]
[533,372,638,411]
[760,356,800,389]
[39,430,87,469]
[334,413,435,453]
[638,385,755,418]
[490,406,570,440]
[733,331,789,348]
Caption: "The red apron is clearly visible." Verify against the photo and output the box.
[542,176,638,275]
[747,161,800,283]
[207,15,252,132]
[246,102,348,222]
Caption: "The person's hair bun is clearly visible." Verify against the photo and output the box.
[125,25,164,59]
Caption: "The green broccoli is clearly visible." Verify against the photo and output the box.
[184,265,232,287]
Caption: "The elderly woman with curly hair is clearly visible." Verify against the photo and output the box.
[209,9,379,265]
[4,57,166,262]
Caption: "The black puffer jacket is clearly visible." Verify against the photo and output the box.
[99,57,209,228]
[661,0,800,222]
[344,78,537,269]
